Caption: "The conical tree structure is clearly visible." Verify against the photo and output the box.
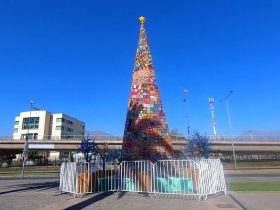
[122,17,174,162]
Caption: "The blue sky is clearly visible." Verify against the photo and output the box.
[0,0,280,136]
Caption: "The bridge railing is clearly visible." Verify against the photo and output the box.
[208,135,280,142]
[1,135,280,142]
[0,136,14,141]
[0,135,124,141]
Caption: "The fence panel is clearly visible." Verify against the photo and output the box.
[76,162,118,194]
[59,162,77,194]
[196,159,226,198]
[153,160,199,196]
[96,162,118,192]
[118,161,154,193]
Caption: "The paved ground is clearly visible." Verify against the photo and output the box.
[229,192,280,210]
[0,178,69,210]
[0,178,279,210]
[39,192,242,210]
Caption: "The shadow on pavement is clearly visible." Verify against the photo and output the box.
[117,191,127,199]
[0,181,59,195]
[63,191,113,210]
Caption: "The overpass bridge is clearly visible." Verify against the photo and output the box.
[1,135,280,154]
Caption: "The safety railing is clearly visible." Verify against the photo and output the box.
[59,162,77,194]
[196,159,227,198]
[0,135,124,141]
[2,134,280,142]
[118,161,154,193]
[153,160,199,197]
[59,159,226,200]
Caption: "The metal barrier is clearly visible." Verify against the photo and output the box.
[59,159,226,199]
[59,161,118,197]
[2,134,280,142]
[59,162,77,194]
[118,161,154,193]
[153,160,199,197]
[196,159,227,199]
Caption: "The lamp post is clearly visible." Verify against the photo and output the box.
[183,89,190,139]
[220,90,237,170]
[209,97,217,142]
[248,130,253,141]
[21,100,35,180]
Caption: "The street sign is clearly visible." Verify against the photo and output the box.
[28,144,54,149]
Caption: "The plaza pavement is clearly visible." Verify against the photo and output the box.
[0,178,279,210]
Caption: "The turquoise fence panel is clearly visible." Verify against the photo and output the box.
[98,177,135,191]
[156,177,193,192]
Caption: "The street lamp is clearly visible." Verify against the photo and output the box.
[21,100,35,180]
[183,89,190,139]
[248,130,253,141]
[209,97,217,142]
[220,90,237,170]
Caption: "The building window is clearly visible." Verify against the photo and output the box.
[20,133,38,140]
[13,128,18,133]
[66,120,73,125]
[66,127,73,132]
[14,121,19,125]
[56,118,65,122]
[62,135,72,139]
[22,117,39,129]
[56,126,64,130]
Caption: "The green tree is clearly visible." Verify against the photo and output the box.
[27,151,43,164]
[185,132,210,159]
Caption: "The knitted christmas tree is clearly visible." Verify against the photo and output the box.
[122,17,174,162]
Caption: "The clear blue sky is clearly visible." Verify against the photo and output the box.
[0,0,280,136]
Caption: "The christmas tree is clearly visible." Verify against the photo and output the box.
[122,17,174,162]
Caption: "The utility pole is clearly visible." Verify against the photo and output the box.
[220,90,237,170]
[183,89,190,139]
[209,97,217,142]
[21,100,34,180]
[248,130,253,141]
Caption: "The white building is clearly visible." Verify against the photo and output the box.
[13,110,85,160]
[13,110,85,140]
[51,113,85,140]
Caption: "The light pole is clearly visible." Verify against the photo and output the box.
[21,100,35,180]
[220,90,237,170]
[183,89,190,139]
[209,97,217,142]
[248,130,253,141]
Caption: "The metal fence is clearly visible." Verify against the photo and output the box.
[153,160,198,197]
[59,159,226,200]
[118,161,154,193]
[59,162,77,194]
[196,159,227,197]
[2,134,280,142]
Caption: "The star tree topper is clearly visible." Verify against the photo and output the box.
[139,16,145,23]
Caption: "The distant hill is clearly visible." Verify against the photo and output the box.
[84,130,123,141]
[85,130,112,136]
